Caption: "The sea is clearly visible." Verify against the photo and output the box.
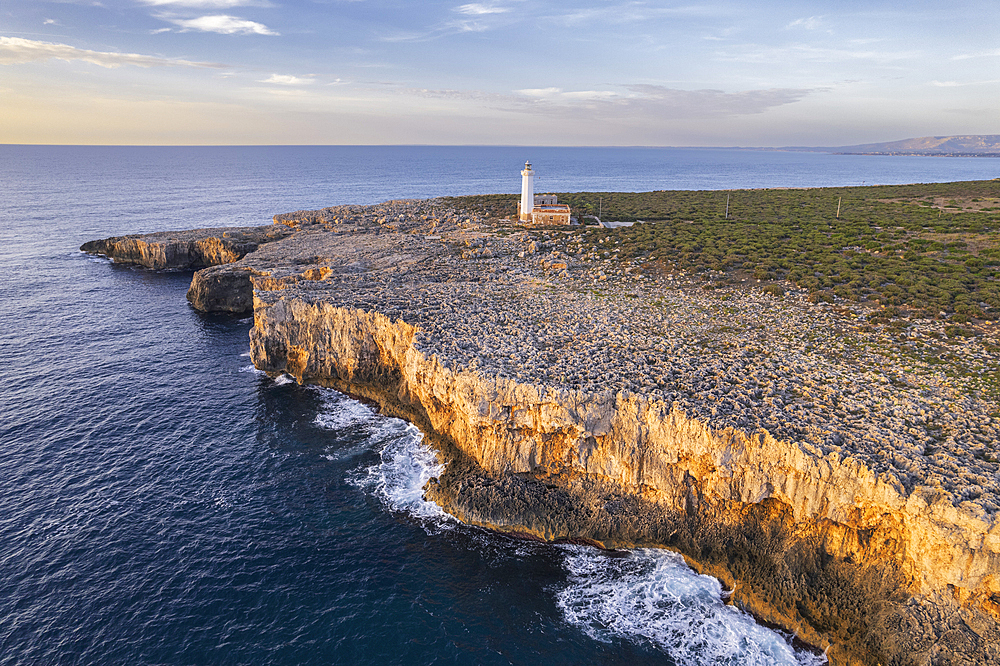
[2,145,998,666]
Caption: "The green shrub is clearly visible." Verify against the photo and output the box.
[443,181,1000,315]
[945,325,975,338]
[808,290,835,304]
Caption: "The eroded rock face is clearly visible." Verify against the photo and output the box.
[80,226,291,270]
[249,294,1000,666]
[186,266,255,312]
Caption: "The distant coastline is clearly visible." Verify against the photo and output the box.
[832,151,1000,157]
[766,133,1000,157]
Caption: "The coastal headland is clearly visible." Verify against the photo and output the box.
[83,186,1000,666]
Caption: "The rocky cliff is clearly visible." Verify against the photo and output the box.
[84,199,1000,665]
[80,225,291,271]
[250,293,1000,666]
[81,225,292,313]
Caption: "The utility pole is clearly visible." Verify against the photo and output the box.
[725,194,730,219]
[836,197,842,219]
[599,196,602,219]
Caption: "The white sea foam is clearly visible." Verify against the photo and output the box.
[348,419,450,524]
[312,392,376,432]
[239,364,266,375]
[240,351,251,357]
[555,547,826,666]
[272,374,295,385]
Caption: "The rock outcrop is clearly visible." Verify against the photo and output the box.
[85,199,1000,665]
[81,226,291,270]
[186,265,256,312]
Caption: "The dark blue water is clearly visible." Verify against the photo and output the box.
[3,146,997,666]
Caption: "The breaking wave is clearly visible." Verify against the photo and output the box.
[556,547,826,665]
[312,390,377,432]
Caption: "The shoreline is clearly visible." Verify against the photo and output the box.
[83,194,1000,666]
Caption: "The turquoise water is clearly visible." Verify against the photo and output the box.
[3,145,996,665]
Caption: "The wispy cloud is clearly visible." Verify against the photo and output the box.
[249,86,313,97]
[381,18,497,41]
[786,16,822,30]
[382,1,516,41]
[516,87,619,101]
[408,83,812,120]
[454,3,509,15]
[43,19,58,25]
[718,43,920,64]
[550,2,716,27]
[952,49,1000,61]
[139,0,273,7]
[260,73,315,84]
[931,79,1000,87]
[619,84,811,117]
[0,36,227,68]
[446,19,492,33]
[160,14,278,34]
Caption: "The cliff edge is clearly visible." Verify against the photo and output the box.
[84,200,1000,665]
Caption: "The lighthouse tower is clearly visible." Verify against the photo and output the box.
[519,161,534,221]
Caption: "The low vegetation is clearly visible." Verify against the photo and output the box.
[443,180,1000,320]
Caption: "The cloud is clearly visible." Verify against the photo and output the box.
[408,83,812,120]
[161,14,278,34]
[260,73,315,84]
[718,43,920,64]
[383,2,516,41]
[952,49,1000,61]
[516,87,619,101]
[454,3,509,15]
[0,36,227,68]
[402,87,509,103]
[139,0,273,6]
[249,86,313,97]
[618,84,811,117]
[786,16,822,30]
[381,20,492,41]
[931,79,1000,87]
[43,18,58,25]
[446,19,492,32]
[550,3,716,27]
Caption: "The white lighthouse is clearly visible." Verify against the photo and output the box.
[519,161,534,221]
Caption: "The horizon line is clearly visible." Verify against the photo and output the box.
[0,142,836,150]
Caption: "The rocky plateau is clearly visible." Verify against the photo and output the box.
[84,198,1000,666]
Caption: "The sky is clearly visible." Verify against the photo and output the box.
[1,0,998,145]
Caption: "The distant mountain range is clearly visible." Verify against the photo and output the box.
[783,135,1000,155]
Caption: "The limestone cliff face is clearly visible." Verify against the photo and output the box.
[82,226,294,313]
[251,295,1000,666]
[81,236,247,269]
[80,226,291,271]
